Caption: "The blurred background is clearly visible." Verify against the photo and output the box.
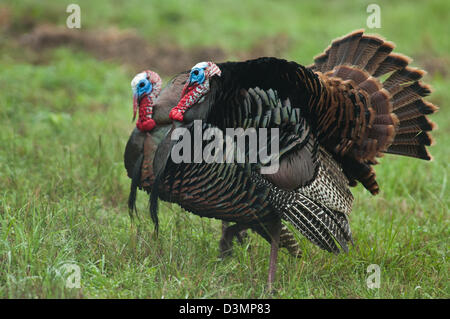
[0,0,448,298]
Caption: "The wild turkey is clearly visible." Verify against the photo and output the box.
[125,70,186,190]
[150,29,438,289]
[125,71,302,258]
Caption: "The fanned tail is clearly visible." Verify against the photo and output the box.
[310,29,438,193]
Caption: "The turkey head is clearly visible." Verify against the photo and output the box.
[169,62,221,122]
[131,70,162,132]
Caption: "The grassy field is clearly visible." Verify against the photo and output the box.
[0,0,448,298]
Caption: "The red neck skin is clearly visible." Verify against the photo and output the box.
[169,82,204,122]
[136,94,156,132]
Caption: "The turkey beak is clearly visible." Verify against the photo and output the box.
[132,93,138,122]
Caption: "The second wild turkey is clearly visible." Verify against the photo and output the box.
[149,30,438,288]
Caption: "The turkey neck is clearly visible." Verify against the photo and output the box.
[153,72,190,125]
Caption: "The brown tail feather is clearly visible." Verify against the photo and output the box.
[337,30,363,65]
[383,67,425,94]
[386,144,432,160]
[396,116,436,134]
[391,132,434,146]
[359,76,383,94]
[392,82,432,110]
[394,100,438,121]
[313,53,329,72]
[353,36,385,69]
[373,53,411,77]
[364,42,395,74]
[369,124,396,147]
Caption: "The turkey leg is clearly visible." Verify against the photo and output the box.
[267,217,282,291]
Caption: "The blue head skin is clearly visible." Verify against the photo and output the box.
[136,78,153,97]
[188,66,206,85]
[180,62,209,97]
[131,71,154,121]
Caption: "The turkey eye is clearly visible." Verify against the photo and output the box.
[139,82,145,88]
[193,70,199,76]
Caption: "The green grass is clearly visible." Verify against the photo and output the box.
[0,0,448,298]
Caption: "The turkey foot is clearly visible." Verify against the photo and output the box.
[219,222,248,258]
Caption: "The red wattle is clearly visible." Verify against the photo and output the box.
[169,83,199,122]
[135,93,156,132]
[169,109,184,121]
[137,119,156,131]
